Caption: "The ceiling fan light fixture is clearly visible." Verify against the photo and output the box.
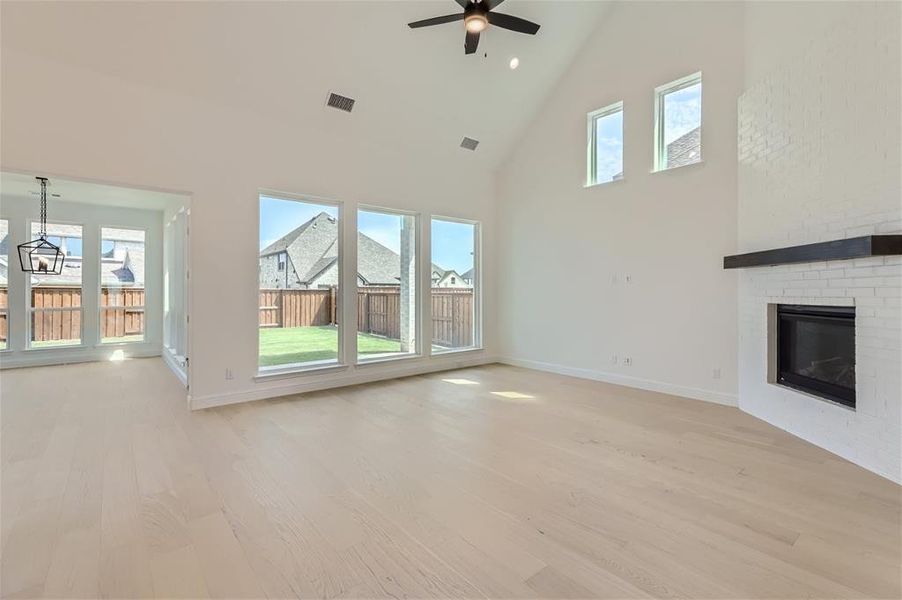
[465,13,488,33]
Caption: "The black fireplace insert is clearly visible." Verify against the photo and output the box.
[777,304,855,408]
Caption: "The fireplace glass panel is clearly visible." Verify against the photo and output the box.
[777,305,855,408]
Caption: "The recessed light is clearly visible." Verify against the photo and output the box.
[509,57,520,70]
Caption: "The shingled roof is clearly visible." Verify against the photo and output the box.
[261,212,415,286]
[0,224,143,287]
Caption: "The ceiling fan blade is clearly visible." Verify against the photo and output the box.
[487,12,540,35]
[464,31,480,54]
[408,13,464,28]
[454,0,471,7]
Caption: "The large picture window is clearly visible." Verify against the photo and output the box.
[654,72,702,171]
[258,195,341,369]
[29,222,82,347]
[357,208,418,361]
[431,217,478,352]
[100,227,146,344]
[0,219,8,350]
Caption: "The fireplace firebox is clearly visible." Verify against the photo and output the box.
[776,305,855,408]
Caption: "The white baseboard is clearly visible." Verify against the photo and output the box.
[190,351,496,410]
[162,347,188,387]
[499,356,738,407]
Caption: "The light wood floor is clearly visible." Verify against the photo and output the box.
[1,359,899,599]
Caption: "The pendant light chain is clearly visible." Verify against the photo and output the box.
[38,176,48,238]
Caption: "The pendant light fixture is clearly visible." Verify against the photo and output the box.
[18,177,65,275]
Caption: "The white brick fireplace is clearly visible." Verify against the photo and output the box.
[737,4,901,483]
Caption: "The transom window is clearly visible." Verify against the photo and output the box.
[654,72,702,171]
[587,101,624,186]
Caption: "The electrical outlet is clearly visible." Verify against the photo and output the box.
[225,368,234,380]
[625,274,632,284]
[713,368,722,380]
[623,357,632,366]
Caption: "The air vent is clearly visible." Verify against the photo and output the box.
[326,92,355,113]
[460,137,479,151]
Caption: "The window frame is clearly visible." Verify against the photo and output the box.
[653,71,702,172]
[429,215,482,355]
[25,219,85,350]
[98,225,147,346]
[356,204,422,364]
[256,190,346,375]
[0,218,8,352]
[586,101,624,187]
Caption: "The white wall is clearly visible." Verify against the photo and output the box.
[496,1,744,405]
[0,197,164,368]
[0,10,497,407]
[738,1,902,482]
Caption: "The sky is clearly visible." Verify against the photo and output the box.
[594,109,623,183]
[663,82,702,144]
[260,196,475,274]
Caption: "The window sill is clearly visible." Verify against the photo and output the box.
[431,346,484,357]
[23,343,86,352]
[95,340,148,348]
[255,362,349,381]
[651,159,705,174]
[584,177,625,189]
[356,353,422,367]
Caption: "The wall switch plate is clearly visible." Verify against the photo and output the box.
[623,357,632,366]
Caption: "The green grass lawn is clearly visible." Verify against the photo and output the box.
[258,325,401,367]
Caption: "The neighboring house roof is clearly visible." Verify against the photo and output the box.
[261,212,413,286]
[0,229,143,287]
[460,268,474,281]
[666,126,701,168]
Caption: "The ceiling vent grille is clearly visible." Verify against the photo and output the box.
[326,92,355,113]
[460,137,479,151]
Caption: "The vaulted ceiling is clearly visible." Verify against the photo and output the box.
[1,1,610,171]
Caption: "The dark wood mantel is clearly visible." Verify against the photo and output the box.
[723,235,902,269]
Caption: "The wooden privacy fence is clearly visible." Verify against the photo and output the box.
[0,287,145,344]
[100,288,146,338]
[260,287,474,348]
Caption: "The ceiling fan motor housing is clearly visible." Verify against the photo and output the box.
[464,4,488,33]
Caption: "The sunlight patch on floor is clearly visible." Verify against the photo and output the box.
[443,378,480,385]
[491,391,537,402]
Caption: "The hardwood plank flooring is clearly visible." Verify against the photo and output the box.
[1,358,899,598]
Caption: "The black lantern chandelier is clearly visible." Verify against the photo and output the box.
[18,177,65,275]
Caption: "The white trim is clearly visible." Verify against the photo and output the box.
[498,356,738,407]
[162,346,188,386]
[192,351,495,410]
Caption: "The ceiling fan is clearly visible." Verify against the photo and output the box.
[408,0,540,55]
